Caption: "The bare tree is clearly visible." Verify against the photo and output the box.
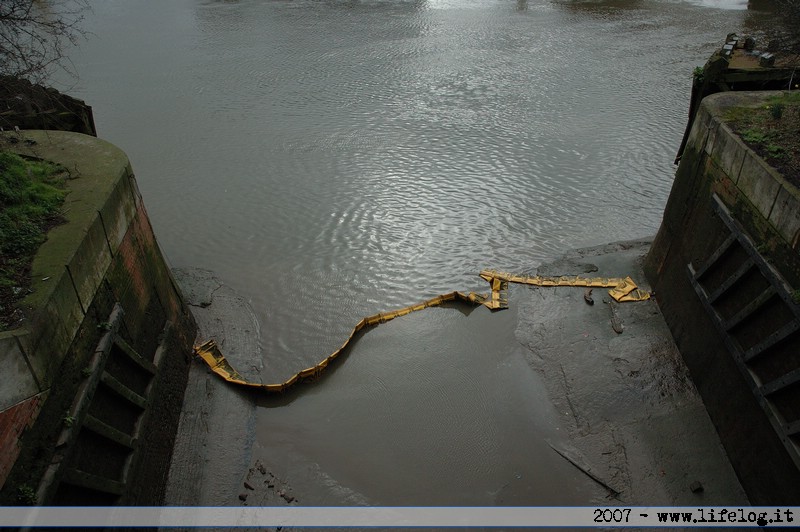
[0,0,88,83]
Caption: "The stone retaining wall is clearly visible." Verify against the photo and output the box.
[646,91,800,504]
[0,131,196,505]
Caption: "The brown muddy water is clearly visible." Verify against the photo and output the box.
[60,0,778,505]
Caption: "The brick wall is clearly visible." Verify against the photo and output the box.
[0,394,45,490]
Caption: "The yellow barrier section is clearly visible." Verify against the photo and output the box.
[478,270,651,309]
[194,290,485,393]
[194,270,650,392]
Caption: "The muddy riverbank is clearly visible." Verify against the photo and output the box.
[164,240,746,515]
[164,268,298,508]
[514,239,746,505]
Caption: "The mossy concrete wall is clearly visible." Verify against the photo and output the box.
[0,131,196,504]
[646,91,800,504]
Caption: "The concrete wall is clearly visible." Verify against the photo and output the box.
[646,91,800,504]
[0,131,196,504]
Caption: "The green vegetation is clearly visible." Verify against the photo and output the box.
[15,484,37,505]
[724,92,800,187]
[692,66,705,84]
[741,128,784,157]
[0,151,68,330]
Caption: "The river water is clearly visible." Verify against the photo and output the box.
[61,0,774,505]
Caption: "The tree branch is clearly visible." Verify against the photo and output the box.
[0,0,88,83]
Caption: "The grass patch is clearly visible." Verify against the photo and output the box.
[0,151,68,330]
[724,92,800,187]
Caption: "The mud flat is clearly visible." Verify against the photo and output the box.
[164,268,297,511]
[515,239,747,505]
[164,240,747,522]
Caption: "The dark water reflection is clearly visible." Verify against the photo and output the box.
[61,0,775,504]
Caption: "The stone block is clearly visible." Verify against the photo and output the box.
[98,168,137,253]
[35,271,84,349]
[737,152,781,219]
[66,214,113,314]
[759,53,775,67]
[704,121,719,157]
[722,44,734,57]
[26,298,73,388]
[769,185,800,250]
[685,109,713,153]
[708,123,746,183]
[0,335,40,411]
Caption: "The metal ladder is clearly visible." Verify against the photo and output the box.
[36,303,171,505]
[688,194,800,469]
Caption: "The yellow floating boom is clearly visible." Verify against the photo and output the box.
[194,270,650,392]
[479,270,651,307]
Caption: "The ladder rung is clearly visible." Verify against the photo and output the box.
[64,469,124,496]
[709,257,755,303]
[761,366,800,397]
[694,233,737,280]
[785,420,800,437]
[745,321,800,362]
[83,414,135,450]
[724,286,776,331]
[100,372,146,409]
[114,337,157,375]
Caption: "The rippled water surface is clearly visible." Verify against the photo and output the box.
[63,0,771,504]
